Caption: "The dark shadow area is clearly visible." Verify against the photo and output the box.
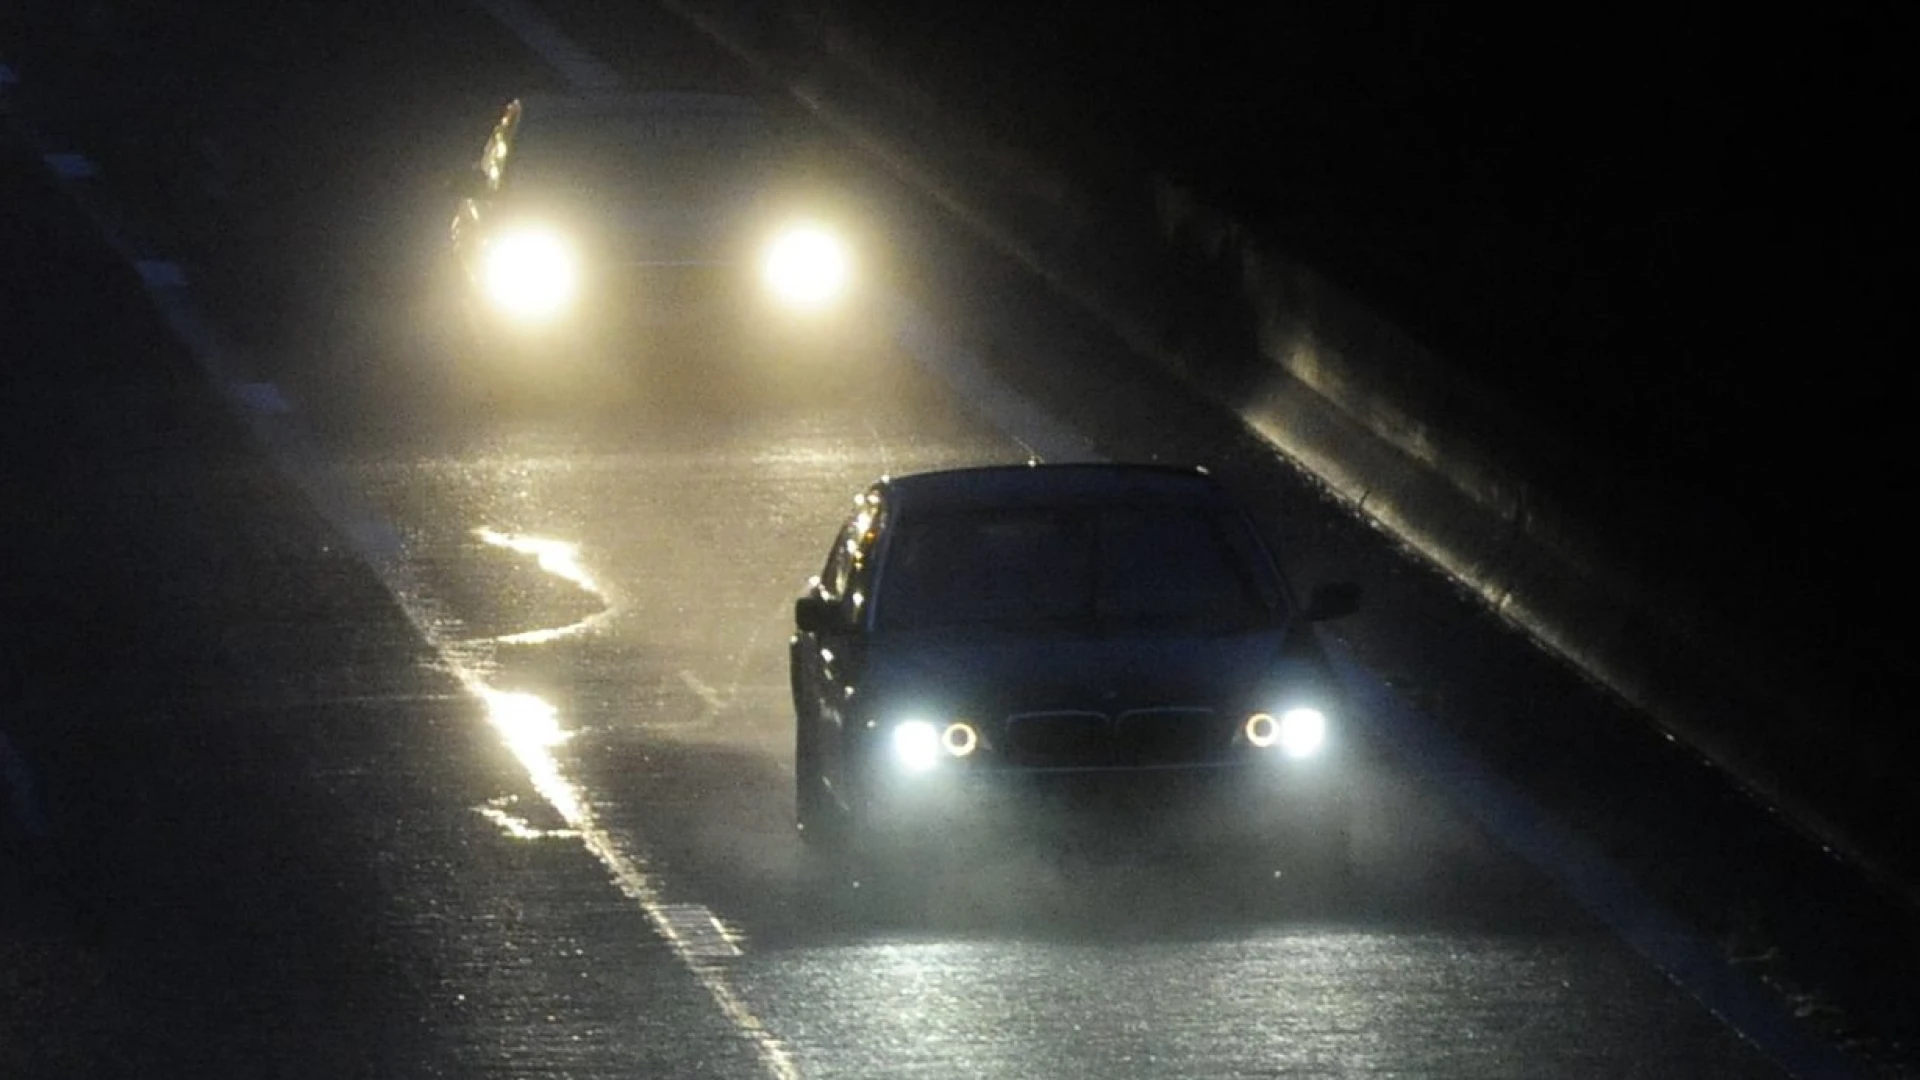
[0,140,453,1075]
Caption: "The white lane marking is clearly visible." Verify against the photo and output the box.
[475,802,580,841]
[0,64,19,87]
[474,690,795,1075]
[472,527,618,645]
[475,527,599,593]
[656,903,745,960]
[468,0,622,90]
[43,152,96,179]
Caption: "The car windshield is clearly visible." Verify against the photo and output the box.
[875,504,1281,633]
[505,109,787,202]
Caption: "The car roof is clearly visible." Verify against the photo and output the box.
[878,464,1236,515]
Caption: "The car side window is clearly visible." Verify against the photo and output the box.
[814,488,886,625]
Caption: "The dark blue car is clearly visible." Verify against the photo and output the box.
[789,464,1362,869]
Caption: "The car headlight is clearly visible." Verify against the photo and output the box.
[482,226,579,321]
[1246,707,1327,760]
[761,222,851,311]
[891,719,941,773]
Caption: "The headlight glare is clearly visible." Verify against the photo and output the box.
[761,223,851,311]
[1277,707,1327,759]
[483,226,578,320]
[891,719,941,773]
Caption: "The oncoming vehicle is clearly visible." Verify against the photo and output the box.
[449,91,871,368]
[788,464,1363,872]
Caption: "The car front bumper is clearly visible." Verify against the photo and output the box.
[855,759,1348,853]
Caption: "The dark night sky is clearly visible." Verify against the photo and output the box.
[860,3,1896,434]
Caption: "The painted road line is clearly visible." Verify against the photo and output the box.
[655,903,746,961]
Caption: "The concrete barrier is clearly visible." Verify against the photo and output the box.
[1149,178,1891,893]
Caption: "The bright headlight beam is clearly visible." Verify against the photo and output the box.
[891,720,940,773]
[483,226,578,320]
[761,223,850,311]
[1277,707,1327,759]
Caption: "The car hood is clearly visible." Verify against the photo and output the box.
[494,192,758,265]
[859,624,1331,718]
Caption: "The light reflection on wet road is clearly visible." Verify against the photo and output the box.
[471,527,614,644]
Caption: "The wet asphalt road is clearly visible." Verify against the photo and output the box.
[223,259,1781,1075]
[0,1,1841,1076]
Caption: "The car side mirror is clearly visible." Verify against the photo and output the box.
[1303,581,1361,622]
[794,594,843,635]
